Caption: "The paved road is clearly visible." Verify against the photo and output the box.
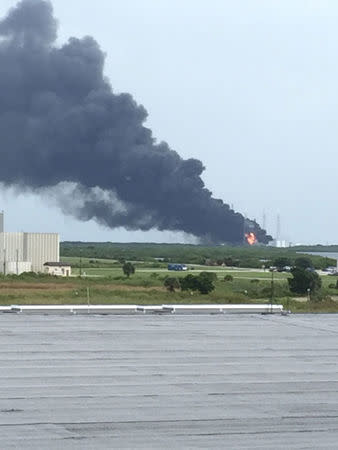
[1,314,338,449]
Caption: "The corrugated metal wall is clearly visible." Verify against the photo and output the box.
[24,233,60,272]
[0,232,59,273]
[6,261,32,275]
[1,233,24,262]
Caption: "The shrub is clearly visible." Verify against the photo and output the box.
[288,268,322,295]
[197,272,215,294]
[181,273,215,295]
[294,257,313,270]
[163,277,181,292]
[122,262,135,278]
[181,274,199,292]
[224,275,233,282]
[199,271,217,282]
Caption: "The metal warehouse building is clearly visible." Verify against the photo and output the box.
[0,212,60,275]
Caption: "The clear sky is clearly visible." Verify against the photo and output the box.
[0,0,337,244]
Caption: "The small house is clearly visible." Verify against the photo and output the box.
[44,262,71,277]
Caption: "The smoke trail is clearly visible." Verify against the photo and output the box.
[0,0,271,244]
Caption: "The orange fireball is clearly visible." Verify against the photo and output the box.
[245,232,257,245]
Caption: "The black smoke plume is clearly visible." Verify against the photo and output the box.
[0,0,271,244]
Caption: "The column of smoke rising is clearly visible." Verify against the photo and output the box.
[0,0,271,244]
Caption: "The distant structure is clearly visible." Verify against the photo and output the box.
[276,214,281,241]
[44,262,71,277]
[268,213,290,248]
[0,212,60,275]
[269,239,289,248]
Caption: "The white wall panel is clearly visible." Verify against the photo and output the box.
[24,233,59,272]
[0,233,24,262]
[0,232,59,274]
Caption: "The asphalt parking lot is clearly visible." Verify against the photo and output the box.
[1,313,338,449]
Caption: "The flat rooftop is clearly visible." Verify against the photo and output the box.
[1,314,338,449]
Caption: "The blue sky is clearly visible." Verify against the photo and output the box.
[0,0,337,244]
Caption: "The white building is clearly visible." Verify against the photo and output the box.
[0,212,60,275]
[268,239,290,248]
[44,262,71,277]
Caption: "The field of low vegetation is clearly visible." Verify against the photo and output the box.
[0,242,337,312]
[61,242,336,269]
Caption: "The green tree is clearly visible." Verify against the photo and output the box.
[196,272,215,294]
[224,275,233,282]
[181,274,199,291]
[294,257,313,270]
[288,267,321,295]
[164,277,180,292]
[181,273,215,295]
[273,257,292,270]
[199,272,217,282]
[122,262,135,278]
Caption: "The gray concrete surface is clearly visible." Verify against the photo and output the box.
[0,314,338,449]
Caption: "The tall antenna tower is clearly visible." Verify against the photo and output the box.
[262,211,266,230]
[276,214,281,241]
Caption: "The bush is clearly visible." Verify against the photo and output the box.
[309,292,331,303]
[163,277,180,292]
[250,279,260,284]
[288,268,322,295]
[199,272,217,282]
[197,272,215,294]
[294,257,313,270]
[181,273,215,295]
[328,280,338,289]
[122,262,135,278]
[181,274,199,292]
[224,275,233,282]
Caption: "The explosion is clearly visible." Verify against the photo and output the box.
[245,232,257,246]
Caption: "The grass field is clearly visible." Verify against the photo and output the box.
[70,266,290,278]
[0,265,337,312]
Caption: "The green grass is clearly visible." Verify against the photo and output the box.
[71,266,289,279]
[0,267,337,312]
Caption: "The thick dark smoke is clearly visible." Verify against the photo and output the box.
[0,0,271,244]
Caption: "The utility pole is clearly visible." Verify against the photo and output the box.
[270,269,274,313]
[79,252,82,278]
[16,249,19,276]
[3,248,6,276]
[87,287,90,313]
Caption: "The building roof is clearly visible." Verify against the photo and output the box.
[44,262,71,267]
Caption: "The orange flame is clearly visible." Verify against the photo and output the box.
[245,232,257,246]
